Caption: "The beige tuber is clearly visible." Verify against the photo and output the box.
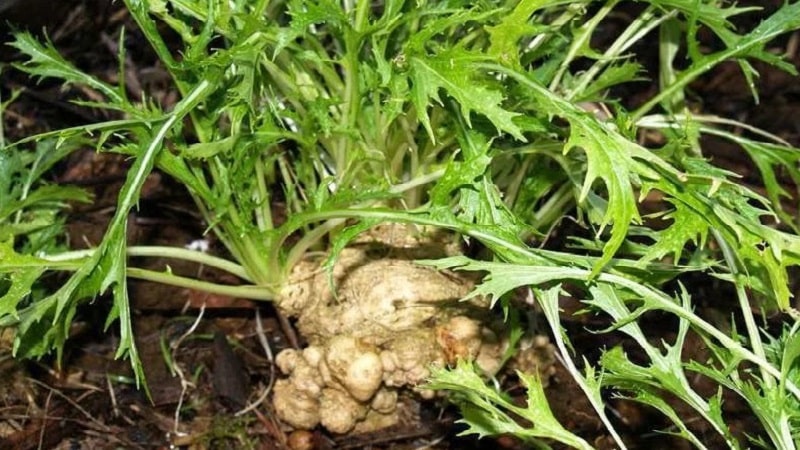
[271,225,555,434]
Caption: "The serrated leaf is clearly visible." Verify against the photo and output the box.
[621,389,708,449]
[486,0,549,69]
[634,2,800,119]
[426,122,531,264]
[567,121,640,270]
[10,31,123,104]
[650,0,757,46]
[0,242,47,318]
[180,135,238,159]
[426,360,592,449]
[9,76,216,389]
[409,48,524,141]
[99,78,216,381]
[0,218,55,241]
[274,0,349,55]
[535,285,626,449]
[427,257,762,447]
[406,8,498,54]
[457,403,515,439]
[638,201,709,265]
[288,0,347,35]
[732,2,800,68]
[494,67,641,274]
[709,130,800,229]
[647,167,800,310]
[688,332,800,449]
[592,285,740,448]
[579,61,644,101]
[516,370,594,449]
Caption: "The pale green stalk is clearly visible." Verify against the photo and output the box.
[568,6,676,100]
[713,229,774,389]
[549,0,617,92]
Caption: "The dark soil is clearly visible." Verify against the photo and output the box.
[1,2,799,449]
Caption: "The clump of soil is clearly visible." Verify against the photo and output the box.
[272,224,555,434]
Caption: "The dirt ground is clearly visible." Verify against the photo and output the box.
[1,2,799,449]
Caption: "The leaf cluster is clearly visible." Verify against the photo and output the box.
[3,0,800,448]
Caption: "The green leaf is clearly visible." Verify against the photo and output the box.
[637,200,709,265]
[7,3,800,449]
[707,129,800,229]
[486,0,550,69]
[620,388,708,449]
[0,242,47,318]
[591,285,740,448]
[426,359,593,449]
[646,163,800,310]
[10,31,123,105]
[99,78,217,380]
[578,61,644,102]
[485,64,643,274]
[287,0,348,39]
[0,185,90,223]
[536,285,626,448]
[634,1,800,119]
[409,48,524,141]
[8,77,217,388]
[688,329,800,449]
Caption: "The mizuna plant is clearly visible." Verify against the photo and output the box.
[3,0,800,447]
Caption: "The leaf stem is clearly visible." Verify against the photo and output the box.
[631,3,800,121]
[569,6,676,101]
[40,246,252,282]
[603,269,793,397]
[335,0,371,175]
[451,260,800,401]
[537,287,627,450]
[126,268,275,300]
[712,229,774,389]
[637,114,793,146]
[277,169,447,272]
[549,0,617,92]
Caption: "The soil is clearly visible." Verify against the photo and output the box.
[1,2,799,449]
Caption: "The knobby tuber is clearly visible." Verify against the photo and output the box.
[272,225,555,433]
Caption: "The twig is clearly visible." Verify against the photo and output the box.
[106,375,120,418]
[236,308,276,416]
[36,391,52,450]
[170,303,206,437]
